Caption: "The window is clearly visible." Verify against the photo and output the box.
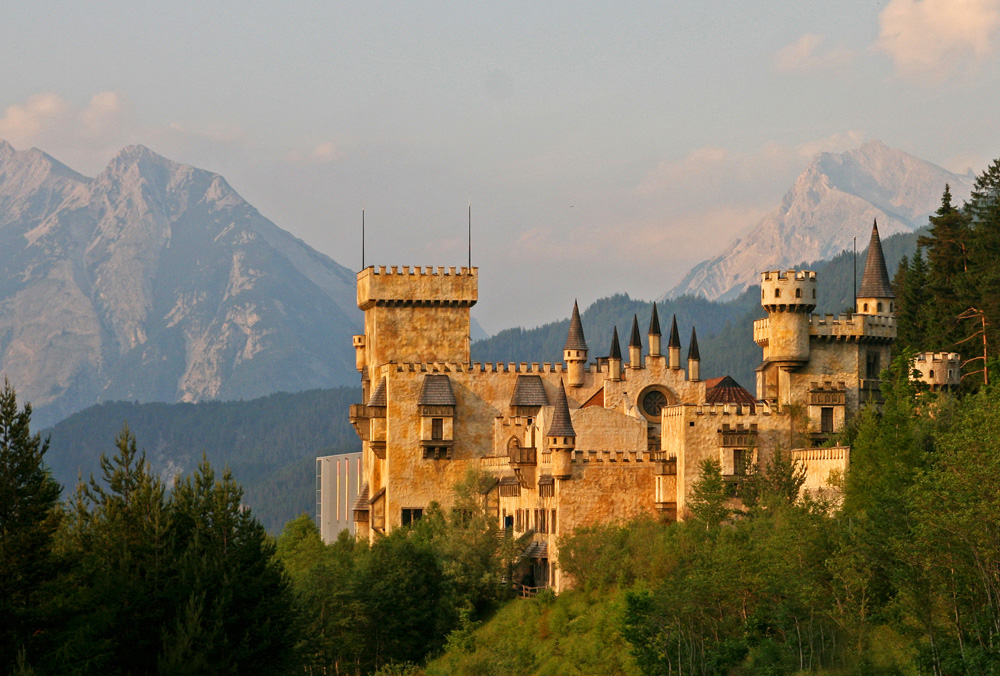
[864,303,869,312]
[733,448,745,475]
[551,510,556,534]
[877,302,883,312]
[431,418,443,440]
[401,508,423,526]
[504,514,513,530]
[929,370,935,379]
[866,352,881,380]
[774,288,781,298]
[821,407,834,434]
[539,482,554,498]
[813,289,816,299]
[795,288,801,298]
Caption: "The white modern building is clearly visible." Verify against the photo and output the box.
[316,452,363,543]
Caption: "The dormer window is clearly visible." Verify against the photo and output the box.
[419,375,456,459]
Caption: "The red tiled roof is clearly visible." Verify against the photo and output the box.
[704,375,757,405]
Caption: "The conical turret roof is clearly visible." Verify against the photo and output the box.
[668,315,681,349]
[564,300,588,351]
[609,326,622,360]
[648,302,661,336]
[629,314,642,348]
[688,326,700,361]
[548,379,576,437]
[859,219,895,298]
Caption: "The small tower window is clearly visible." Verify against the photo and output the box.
[813,289,816,299]
[795,288,801,298]
[890,303,894,312]
[864,303,869,312]
[877,302,883,312]
[929,370,935,378]
[774,288,781,298]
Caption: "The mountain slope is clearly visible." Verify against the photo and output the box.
[665,140,972,301]
[0,141,361,425]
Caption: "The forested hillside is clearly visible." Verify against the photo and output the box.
[43,387,362,532]
[472,227,918,389]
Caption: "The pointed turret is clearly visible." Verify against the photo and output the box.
[856,219,895,316]
[648,302,662,357]
[548,379,576,479]
[668,315,681,369]
[628,314,642,369]
[563,301,589,387]
[608,326,623,381]
[687,327,701,381]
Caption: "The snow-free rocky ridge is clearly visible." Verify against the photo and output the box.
[0,140,362,426]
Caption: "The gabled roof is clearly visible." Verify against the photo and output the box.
[704,375,757,405]
[609,326,622,360]
[629,314,642,348]
[548,379,576,437]
[419,374,456,406]
[564,300,588,351]
[511,375,549,407]
[688,326,700,361]
[668,315,681,349]
[648,302,661,336]
[367,377,387,407]
[859,219,895,298]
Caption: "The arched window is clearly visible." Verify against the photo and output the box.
[863,303,869,312]
[774,288,781,298]
[877,302,883,312]
[929,370,935,379]
[795,288,801,298]
[507,436,521,461]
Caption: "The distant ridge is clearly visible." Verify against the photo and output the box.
[0,141,362,425]
[663,140,972,302]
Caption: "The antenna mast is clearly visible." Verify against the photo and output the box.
[468,201,472,269]
[362,208,365,270]
[853,236,857,312]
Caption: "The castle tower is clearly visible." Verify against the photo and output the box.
[564,301,589,388]
[758,270,817,364]
[356,266,477,373]
[687,326,701,382]
[628,315,642,369]
[548,379,577,479]
[856,220,895,316]
[608,326,623,381]
[667,315,681,370]
[648,302,662,357]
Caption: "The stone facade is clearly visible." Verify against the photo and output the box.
[346,226,899,591]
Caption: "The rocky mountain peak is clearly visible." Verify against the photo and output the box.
[664,141,973,302]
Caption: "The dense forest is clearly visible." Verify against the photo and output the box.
[42,388,362,532]
[471,227,918,389]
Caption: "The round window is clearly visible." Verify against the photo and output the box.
[638,386,675,421]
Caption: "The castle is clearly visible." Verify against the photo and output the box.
[346,223,907,590]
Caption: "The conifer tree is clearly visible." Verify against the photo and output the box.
[0,381,61,673]
[894,248,931,351]
[919,183,973,349]
[965,161,1000,355]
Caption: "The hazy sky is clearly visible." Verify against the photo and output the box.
[2,1,999,332]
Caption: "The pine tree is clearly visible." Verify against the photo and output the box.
[895,249,931,351]
[919,184,973,349]
[0,381,62,673]
[965,161,1000,358]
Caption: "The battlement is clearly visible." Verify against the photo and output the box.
[809,313,896,341]
[663,402,773,418]
[357,265,478,309]
[386,361,572,375]
[760,270,817,282]
[914,351,961,364]
[791,446,849,462]
[912,351,962,388]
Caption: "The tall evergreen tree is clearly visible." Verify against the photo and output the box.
[919,183,974,350]
[894,248,931,351]
[0,381,62,673]
[965,160,1000,359]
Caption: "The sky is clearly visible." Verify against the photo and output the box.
[2,1,999,333]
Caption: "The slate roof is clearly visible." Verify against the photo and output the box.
[511,375,549,407]
[609,326,622,360]
[418,374,456,406]
[668,315,681,349]
[859,219,895,298]
[353,482,370,512]
[704,375,757,405]
[648,302,661,336]
[522,540,549,559]
[688,326,700,361]
[629,314,642,348]
[548,379,576,437]
[367,377,387,407]
[564,301,588,351]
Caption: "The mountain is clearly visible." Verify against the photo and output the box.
[664,140,973,302]
[0,140,362,426]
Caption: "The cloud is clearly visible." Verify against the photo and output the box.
[877,0,1000,81]
[0,93,70,145]
[774,34,854,73]
[284,141,345,165]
